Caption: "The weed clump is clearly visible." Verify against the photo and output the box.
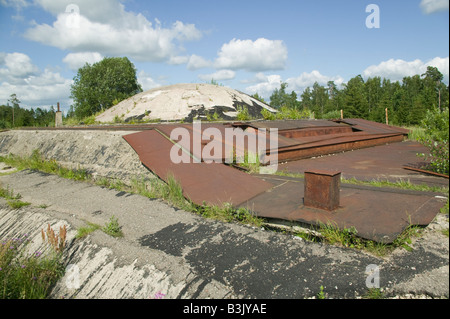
[0,225,67,299]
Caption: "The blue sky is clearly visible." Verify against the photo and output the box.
[0,0,448,112]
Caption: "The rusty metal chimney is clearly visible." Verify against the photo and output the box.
[304,170,341,211]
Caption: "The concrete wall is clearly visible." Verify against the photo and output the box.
[0,130,154,182]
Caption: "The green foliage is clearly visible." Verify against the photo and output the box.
[0,150,90,181]
[76,222,101,239]
[364,288,384,299]
[70,57,142,119]
[102,215,123,237]
[0,94,56,129]
[261,108,276,120]
[317,285,326,299]
[251,92,266,103]
[321,110,341,119]
[269,82,300,109]
[417,107,449,175]
[254,68,448,127]
[236,106,251,121]
[0,233,65,299]
[275,105,311,120]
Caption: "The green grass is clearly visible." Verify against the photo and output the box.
[0,183,31,209]
[363,288,384,299]
[6,200,31,209]
[0,233,65,299]
[290,220,425,257]
[275,170,449,194]
[405,125,426,142]
[0,150,90,182]
[98,175,264,227]
[102,215,123,238]
[342,176,448,194]
[75,222,101,239]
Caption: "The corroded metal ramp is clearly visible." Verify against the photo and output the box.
[121,119,445,243]
[123,129,272,207]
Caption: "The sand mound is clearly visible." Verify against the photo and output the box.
[95,83,276,123]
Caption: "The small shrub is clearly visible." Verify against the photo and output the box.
[261,108,276,120]
[417,107,449,175]
[0,229,66,299]
[102,215,123,237]
[236,106,251,121]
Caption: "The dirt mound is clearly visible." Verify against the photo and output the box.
[95,83,276,123]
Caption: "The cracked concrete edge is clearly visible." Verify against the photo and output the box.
[0,205,237,299]
[0,130,154,183]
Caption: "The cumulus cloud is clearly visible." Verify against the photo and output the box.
[0,52,39,79]
[137,70,162,91]
[0,0,29,9]
[245,74,283,98]
[63,52,103,71]
[187,54,213,70]
[287,70,344,92]
[245,70,345,99]
[214,38,288,72]
[198,69,236,82]
[420,0,449,14]
[24,0,203,63]
[362,57,449,83]
[0,52,72,108]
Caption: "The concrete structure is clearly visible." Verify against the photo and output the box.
[55,102,63,127]
[95,83,276,123]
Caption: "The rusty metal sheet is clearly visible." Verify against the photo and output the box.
[240,175,445,243]
[335,118,410,135]
[279,140,449,188]
[249,119,344,131]
[123,130,272,207]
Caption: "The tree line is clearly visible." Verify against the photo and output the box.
[1,55,447,129]
[265,66,448,126]
[0,94,56,129]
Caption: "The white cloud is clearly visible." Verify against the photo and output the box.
[137,70,162,91]
[187,54,213,70]
[420,0,449,14]
[24,0,203,63]
[362,57,449,83]
[245,74,283,98]
[0,52,39,79]
[287,71,344,92]
[0,52,72,108]
[245,70,345,100]
[63,52,103,71]
[0,0,29,9]
[198,69,236,82]
[168,55,190,65]
[214,38,288,72]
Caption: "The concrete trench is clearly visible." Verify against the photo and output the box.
[0,129,448,299]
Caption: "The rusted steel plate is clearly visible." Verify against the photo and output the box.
[241,175,445,243]
[279,140,449,187]
[335,118,410,135]
[403,166,449,179]
[123,130,272,207]
[249,119,344,131]
[155,123,278,163]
